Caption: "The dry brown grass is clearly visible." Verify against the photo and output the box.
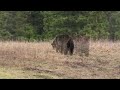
[0,40,119,79]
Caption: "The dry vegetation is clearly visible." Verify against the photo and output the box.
[0,40,119,79]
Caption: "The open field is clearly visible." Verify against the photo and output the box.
[0,41,119,79]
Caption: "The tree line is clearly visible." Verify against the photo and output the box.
[0,11,120,41]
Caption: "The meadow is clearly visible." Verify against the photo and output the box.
[0,40,119,79]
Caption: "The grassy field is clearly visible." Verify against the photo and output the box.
[0,40,119,79]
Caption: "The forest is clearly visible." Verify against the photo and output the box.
[0,11,120,41]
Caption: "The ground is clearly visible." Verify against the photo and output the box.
[0,41,119,79]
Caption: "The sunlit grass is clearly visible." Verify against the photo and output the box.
[0,40,119,79]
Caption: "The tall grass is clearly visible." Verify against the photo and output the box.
[0,40,119,79]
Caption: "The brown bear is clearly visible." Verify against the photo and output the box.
[51,34,74,55]
[75,35,90,57]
